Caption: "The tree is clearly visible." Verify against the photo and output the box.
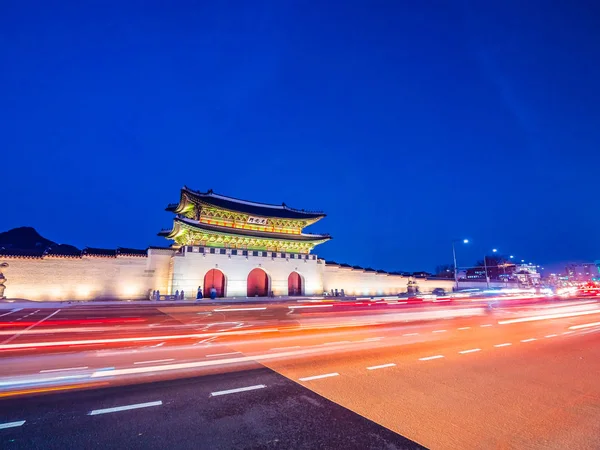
[434,264,455,278]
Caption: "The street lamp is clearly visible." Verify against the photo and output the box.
[484,248,498,288]
[452,239,469,292]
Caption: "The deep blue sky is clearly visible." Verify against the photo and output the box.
[2,1,599,272]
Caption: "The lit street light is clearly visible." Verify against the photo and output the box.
[452,239,469,291]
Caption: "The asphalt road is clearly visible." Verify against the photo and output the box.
[2,297,600,449]
[0,367,422,450]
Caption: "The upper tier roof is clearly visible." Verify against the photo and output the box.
[168,187,326,220]
[163,217,331,242]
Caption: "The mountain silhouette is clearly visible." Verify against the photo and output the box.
[0,227,80,254]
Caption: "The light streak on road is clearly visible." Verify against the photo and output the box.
[133,359,174,365]
[568,321,600,330]
[1,309,61,345]
[40,366,89,373]
[498,308,600,325]
[213,307,267,312]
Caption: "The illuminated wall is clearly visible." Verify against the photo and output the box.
[1,249,173,301]
[321,264,455,296]
[169,247,324,297]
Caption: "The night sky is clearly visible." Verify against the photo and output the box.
[2,1,599,272]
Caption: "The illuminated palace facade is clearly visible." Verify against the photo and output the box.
[160,187,331,297]
[1,188,453,301]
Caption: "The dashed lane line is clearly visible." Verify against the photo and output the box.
[0,420,26,429]
[299,373,339,381]
[458,348,481,354]
[521,338,537,343]
[367,363,396,370]
[0,309,22,318]
[88,401,163,416]
[458,327,471,330]
[494,343,512,347]
[0,309,61,345]
[210,385,266,397]
[432,330,447,333]
[545,334,558,338]
[419,355,444,361]
[206,352,242,358]
[480,324,492,328]
[403,333,419,336]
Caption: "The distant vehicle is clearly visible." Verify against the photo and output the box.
[432,288,446,296]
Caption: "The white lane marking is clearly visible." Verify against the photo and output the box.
[40,366,88,373]
[288,304,333,309]
[88,401,162,416]
[213,307,267,312]
[206,352,241,358]
[299,373,339,381]
[459,348,481,354]
[0,309,60,345]
[494,343,512,347]
[367,363,396,370]
[458,327,470,330]
[562,331,575,335]
[499,308,600,325]
[0,328,279,350]
[0,420,26,429]
[432,330,446,333]
[210,384,266,397]
[419,355,444,361]
[545,334,558,338]
[569,321,600,330]
[521,338,537,343]
[363,337,383,342]
[151,342,165,348]
[269,346,300,351]
[403,333,419,336]
[134,359,174,365]
[480,324,492,327]
[0,308,22,318]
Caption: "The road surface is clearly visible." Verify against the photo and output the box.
[1,297,600,449]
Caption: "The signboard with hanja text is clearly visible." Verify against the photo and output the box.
[247,216,268,225]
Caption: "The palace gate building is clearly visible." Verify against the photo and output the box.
[0,188,453,301]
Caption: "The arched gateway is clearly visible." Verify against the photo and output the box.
[204,269,225,298]
[247,268,269,297]
[288,272,303,296]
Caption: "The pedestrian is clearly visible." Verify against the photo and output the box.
[196,286,203,300]
[210,286,217,300]
[180,289,185,300]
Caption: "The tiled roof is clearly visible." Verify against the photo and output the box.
[179,187,326,220]
[117,247,147,256]
[83,248,117,257]
[0,248,45,258]
[175,217,331,242]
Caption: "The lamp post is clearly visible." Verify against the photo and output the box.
[484,248,497,289]
[452,239,469,292]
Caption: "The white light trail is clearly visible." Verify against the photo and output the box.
[88,401,162,415]
[39,366,89,373]
[569,321,600,330]
[133,359,174,365]
[498,308,600,325]
[288,304,333,309]
[213,307,267,312]
[1,309,60,345]
[206,352,241,357]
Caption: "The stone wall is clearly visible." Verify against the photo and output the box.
[1,254,165,301]
[321,264,455,296]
